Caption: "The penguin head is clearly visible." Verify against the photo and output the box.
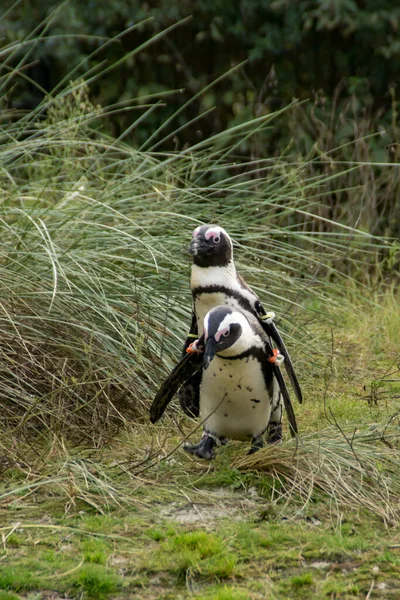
[203,306,255,369]
[189,225,233,267]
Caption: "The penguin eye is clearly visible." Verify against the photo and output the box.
[215,327,230,342]
[213,236,220,244]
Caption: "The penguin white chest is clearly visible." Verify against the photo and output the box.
[200,355,271,440]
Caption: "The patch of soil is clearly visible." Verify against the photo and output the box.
[159,486,260,523]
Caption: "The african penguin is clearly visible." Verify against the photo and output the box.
[178,224,302,443]
[184,305,277,460]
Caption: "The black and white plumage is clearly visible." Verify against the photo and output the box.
[195,306,276,456]
[178,224,302,441]
[151,305,288,459]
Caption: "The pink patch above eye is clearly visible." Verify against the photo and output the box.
[205,227,222,241]
[215,327,229,342]
[193,226,201,237]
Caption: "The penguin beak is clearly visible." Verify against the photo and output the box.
[203,337,217,370]
[189,236,210,256]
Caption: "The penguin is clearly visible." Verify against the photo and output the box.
[177,224,302,442]
[151,305,285,459]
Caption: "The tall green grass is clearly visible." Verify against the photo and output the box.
[0,22,397,445]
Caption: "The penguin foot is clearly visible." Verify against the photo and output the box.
[184,434,216,460]
[248,436,264,455]
[266,422,282,444]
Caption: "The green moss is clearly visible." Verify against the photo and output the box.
[194,585,250,600]
[4,535,21,548]
[78,515,122,533]
[150,531,238,580]
[146,527,167,541]
[0,592,21,600]
[193,466,247,489]
[322,578,360,596]
[166,531,224,558]
[80,538,110,565]
[290,573,314,588]
[0,568,41,592]
[70,564,122,599]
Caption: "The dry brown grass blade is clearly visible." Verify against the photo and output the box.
[232,425,400,524]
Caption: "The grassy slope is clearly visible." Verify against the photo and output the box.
[0,82,399,599]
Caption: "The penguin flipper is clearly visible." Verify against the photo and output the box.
[150,337,204,424]
[269,321,302,404]
[255,302,303,405]
[177,312,201,418]
[177,371,201,418]
[273,365,298,438]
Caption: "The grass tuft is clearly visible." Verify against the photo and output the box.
[71,564,122,599]
[0,568,41,593]
[233,422,400,523]
[80,538,109,565]
[290,573,314,588]
[0,593,20,600]
[150,531,238,580]
[193,586,251,600]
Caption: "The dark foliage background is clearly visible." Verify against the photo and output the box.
[1,0,400,237]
